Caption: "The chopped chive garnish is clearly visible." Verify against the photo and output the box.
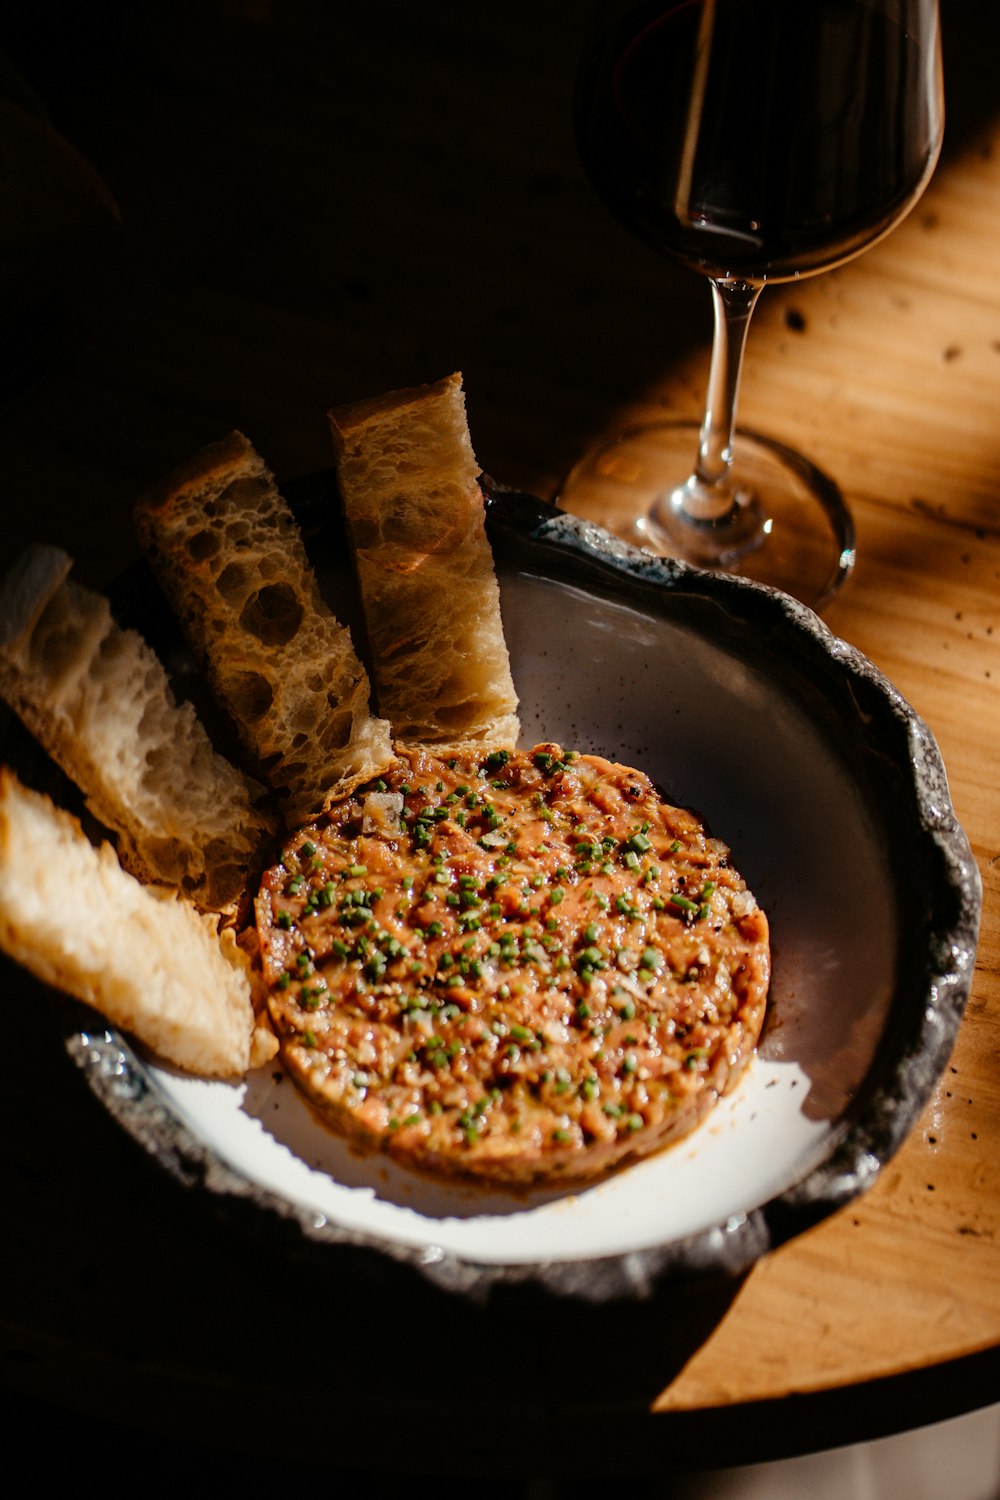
[669,893,699,913]
[625,832,651,854]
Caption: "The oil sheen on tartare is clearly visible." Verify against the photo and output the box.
[256,743,770,1185]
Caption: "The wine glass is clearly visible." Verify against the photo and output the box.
[561,0,944,607]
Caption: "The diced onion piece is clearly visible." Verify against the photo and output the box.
[613,973,647,1001]
[362,791,404,835]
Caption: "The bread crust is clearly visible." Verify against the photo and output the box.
[134,431,394,826]
[0,768,254,1078]
[0,544,273,911]
[328,372,520,754]
[325,372,462,435]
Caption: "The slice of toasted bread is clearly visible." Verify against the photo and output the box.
[0,545,273,912]
[328,372,520,753]
[0,768,254,1077]
[133,431,394,827]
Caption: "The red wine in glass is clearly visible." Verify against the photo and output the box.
[562,0,944,606]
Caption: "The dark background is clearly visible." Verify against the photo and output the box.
[0,0,992,587]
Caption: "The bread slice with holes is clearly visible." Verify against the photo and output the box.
[0,767,255,1077]
[328,372,519,753]
[133,432,394,827]
[0,544,273,911]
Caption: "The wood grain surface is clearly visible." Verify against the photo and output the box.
[0,0,997,1477]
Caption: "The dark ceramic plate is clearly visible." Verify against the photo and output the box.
[26,478,982,1302]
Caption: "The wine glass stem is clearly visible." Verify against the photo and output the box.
[658,277,763,528]
[698,278,761,490]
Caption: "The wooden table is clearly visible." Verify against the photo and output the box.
[0,0,997,1478]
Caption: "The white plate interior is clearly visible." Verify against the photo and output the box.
[146,569,896,1266]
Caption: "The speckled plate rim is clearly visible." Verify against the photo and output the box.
[62,481,981,1303]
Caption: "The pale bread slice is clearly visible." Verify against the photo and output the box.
[0,545,273,912]
[133,431,394,827]
[0,768,254,1078]
[328,372,520,753]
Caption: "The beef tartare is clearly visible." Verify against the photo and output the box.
[256,744,770,1185]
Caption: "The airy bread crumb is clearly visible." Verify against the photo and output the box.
[0,768,254,1078]
[133,431,394,826]
[328,372,519,753]
[0,545,273,912]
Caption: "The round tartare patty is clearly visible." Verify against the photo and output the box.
[256,744,770,1185]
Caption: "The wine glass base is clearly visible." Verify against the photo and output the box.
[557,421,856,610]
